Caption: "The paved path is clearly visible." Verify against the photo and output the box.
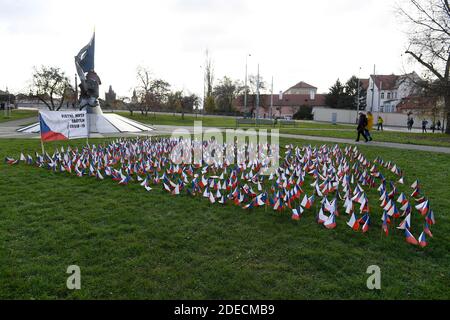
[0,116,37,127]
[151,125,450,154]
[0,117,38,139]
[1,119,449,154]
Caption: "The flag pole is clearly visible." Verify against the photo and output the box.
[41,138,45,155]
[38,113,45,155]
[86,111,90,147]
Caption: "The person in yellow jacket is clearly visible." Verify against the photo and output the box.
[377,116,384,131]
[365,112,374,141]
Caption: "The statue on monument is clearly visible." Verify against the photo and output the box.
[75,32,102,112]
[17,31,154,134]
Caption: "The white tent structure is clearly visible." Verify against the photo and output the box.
[17,106,154,134]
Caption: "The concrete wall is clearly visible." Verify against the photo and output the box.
[312,107,428,129]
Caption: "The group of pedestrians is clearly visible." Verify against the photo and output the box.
[408,116,443,133]
[356,111,374,142]
[421,119,442,133]
[355,112,445,140]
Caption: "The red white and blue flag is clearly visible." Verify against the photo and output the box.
[39,111,88,142]
[418,232,427,248]
[405,228,418,246]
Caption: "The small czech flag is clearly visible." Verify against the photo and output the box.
[405,228,418,246]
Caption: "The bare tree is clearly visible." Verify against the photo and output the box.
[181,93,200,119]
[247,74,267,95]
[205,50,214,99]
[135,66,170,115]
[246,74,267,115]
[119,96,138,116]
[30,66,71,111]
[136,66,153,115]
[213,76,243,114]
[398,0,450,133]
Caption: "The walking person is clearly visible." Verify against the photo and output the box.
[356,112,369,142]
[422,119,428,133]
[365,111,374,141]
[437,120,441,131]
[377,116,384,131]
[410,117,415,131]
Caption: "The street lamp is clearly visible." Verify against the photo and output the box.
[256,63,260,123]
[270,76,274,119]
[244,54,251,117]
[200,65,206,117]
[370,64,376,113]
[5,86,11,118]
[356,67,362,123]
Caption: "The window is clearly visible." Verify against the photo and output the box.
[387,92,391,99]
[381,92,385,99]
[394,92,397,99]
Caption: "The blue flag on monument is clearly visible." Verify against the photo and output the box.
[77,32,95,73]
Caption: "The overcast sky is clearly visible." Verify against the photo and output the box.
[0,0,417,97]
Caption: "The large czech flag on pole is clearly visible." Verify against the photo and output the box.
[39,110,88,142]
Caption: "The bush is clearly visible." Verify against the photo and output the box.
[293,105,313,120]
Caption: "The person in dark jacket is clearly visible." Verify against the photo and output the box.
[356,112,369,142]
[422,120,428,133]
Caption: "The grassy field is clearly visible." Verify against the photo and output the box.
[0,138,449,299]
[116,112,354,130]
[117,112,450,148]
[0,109,38,123]
[117,112,238,127]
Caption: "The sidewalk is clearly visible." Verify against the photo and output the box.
[152,125,450,154]
[0,117,38,139]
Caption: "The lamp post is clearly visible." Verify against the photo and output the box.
[244,54,251,117]
[379,81,383,113]
[270,76,274,119]
[370,64,376,113]
[75,74,79,109]
[200,65,206,117]
[356,67,361,123]
[5,86,11,118]
[256,63,260,124]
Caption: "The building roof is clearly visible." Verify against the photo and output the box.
[396,96,437,111]
[370,75,399,90]
[370,72,420,91]
[285,81,317,92]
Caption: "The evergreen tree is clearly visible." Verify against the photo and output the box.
[325,79,345,108]
[326,77,367,110]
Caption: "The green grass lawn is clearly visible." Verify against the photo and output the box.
[116,112,353,130]
[117,112,238,127]
[116,112,450,148]
[0,109,38,123]
[0,138,449,299]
